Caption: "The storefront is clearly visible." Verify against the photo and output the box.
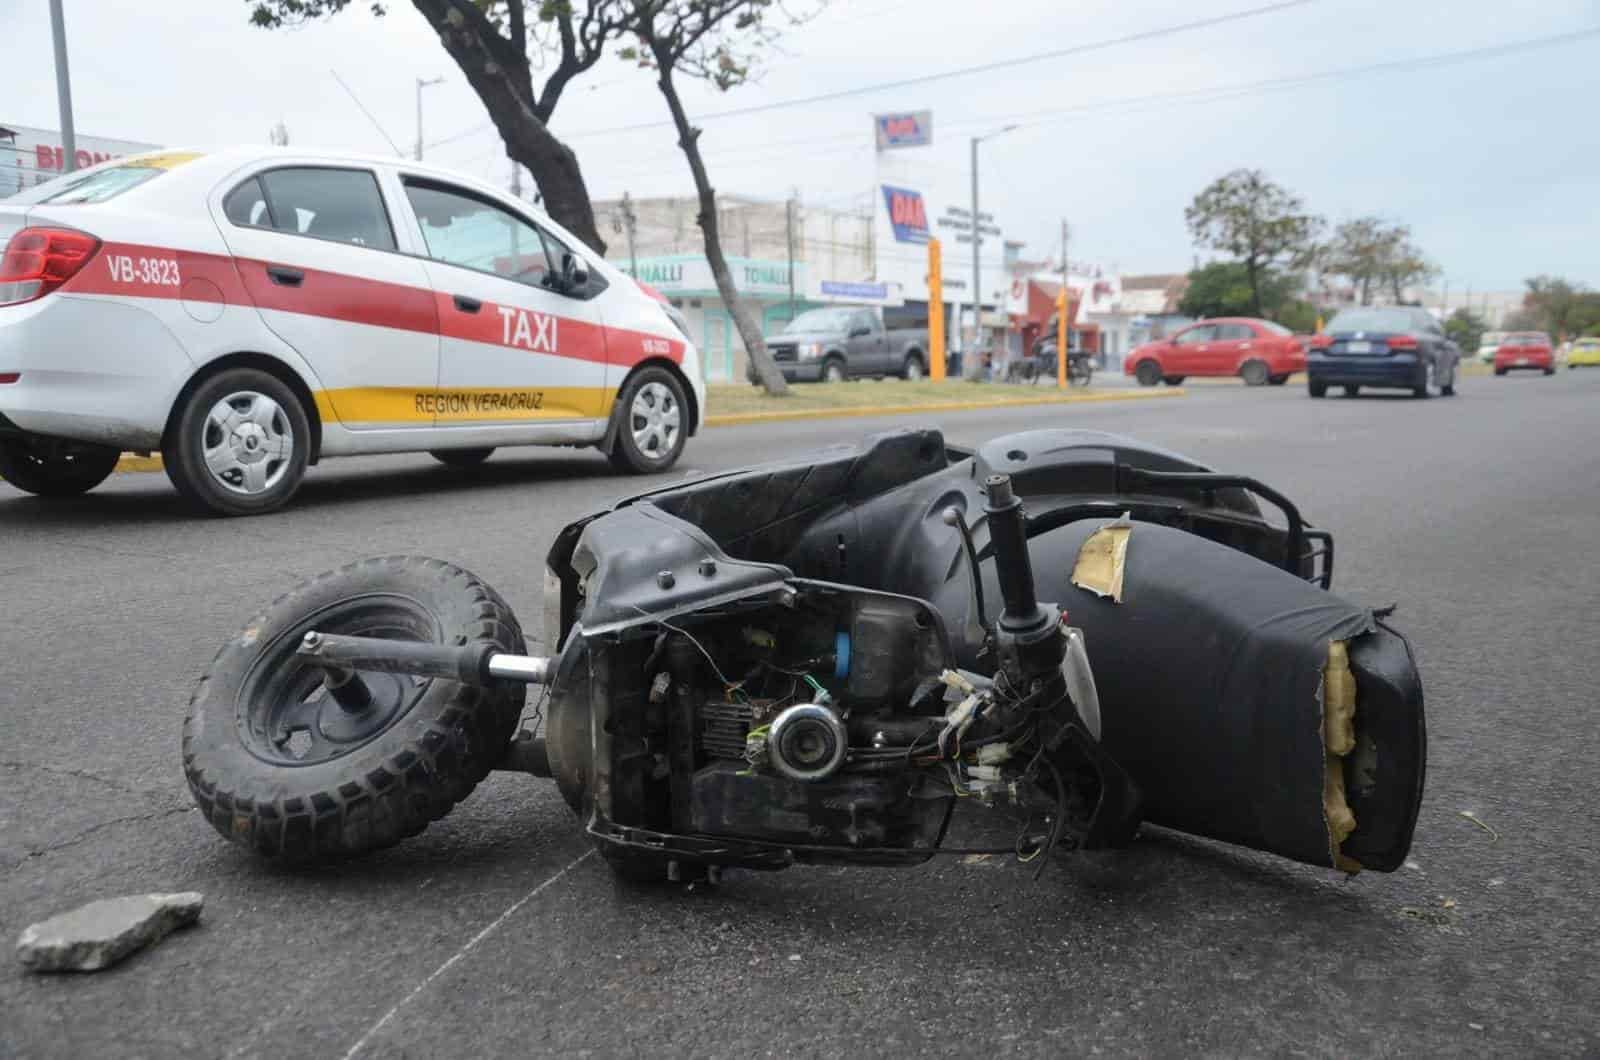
[626,255,805,381]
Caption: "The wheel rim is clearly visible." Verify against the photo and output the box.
[825,362,844,382]
[203,390,294,496]
[1244,362,1266,385]
[629,381,681,460]
[906,359,923,380]
[235,594,441,767]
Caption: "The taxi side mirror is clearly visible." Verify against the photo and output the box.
[561,253,589,292]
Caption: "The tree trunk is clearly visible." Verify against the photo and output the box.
[1360,276,1372,306]
[1245,257,1262,316]
[411,0,606,255]
[650,68,789,396]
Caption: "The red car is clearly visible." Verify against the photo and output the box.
[1494,332,1555,376]
[1125,317,1306,387]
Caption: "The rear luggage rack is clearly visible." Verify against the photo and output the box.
[1117,467,1333,588]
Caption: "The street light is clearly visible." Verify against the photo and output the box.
[415,76,444,160]
[49,0,78,173]
[969,124,1019,375]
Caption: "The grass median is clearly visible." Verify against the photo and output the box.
[704,378,1183,427]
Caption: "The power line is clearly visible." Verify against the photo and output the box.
[560,0,1315,138]
[426,0,1314,150]
[587,24,1600,182]
[330,70,404,157]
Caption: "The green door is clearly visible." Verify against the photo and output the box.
[703,308,734,381]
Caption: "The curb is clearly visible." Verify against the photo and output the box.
[116,453,165,473]
[103,388,1185,475]
[703,386,1186,428]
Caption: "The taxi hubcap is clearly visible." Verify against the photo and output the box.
[203,390,293,496]
[630,382,680,460]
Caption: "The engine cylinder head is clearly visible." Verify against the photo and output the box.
[767,703,849,782]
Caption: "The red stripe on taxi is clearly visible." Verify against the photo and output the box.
[62,241,683,367]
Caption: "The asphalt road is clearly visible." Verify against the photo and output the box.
[3,373,1598,1058]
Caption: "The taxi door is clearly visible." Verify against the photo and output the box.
[395,176,612,433]
[211,163,440,429]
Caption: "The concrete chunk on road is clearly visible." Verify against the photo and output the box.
[16,892,204,973]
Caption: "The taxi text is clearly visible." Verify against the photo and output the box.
[497,306,558,354]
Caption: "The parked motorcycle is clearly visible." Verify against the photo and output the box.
[182,428,1425,883]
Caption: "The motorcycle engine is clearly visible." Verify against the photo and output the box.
[569,584,960,861]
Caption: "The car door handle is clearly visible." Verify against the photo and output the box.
[452,295,482,313]
[266,266,304,287]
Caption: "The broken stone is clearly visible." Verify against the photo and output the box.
[16,892,204,973]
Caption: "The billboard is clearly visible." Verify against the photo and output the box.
[874,111,932,150]
[881,185,930,244]
[0,124,162,198]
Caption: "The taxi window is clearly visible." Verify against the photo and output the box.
[251,168,396,251]
[29,152,203,205]
[402,178,558,289]
[1176,325,1217,345]
[224,178,271,228]
[37,165,164,205]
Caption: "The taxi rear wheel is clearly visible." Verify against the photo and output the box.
[166,368,310,517]
[430,448,495,468]
[0,435,121,497]
[609,367,687,475]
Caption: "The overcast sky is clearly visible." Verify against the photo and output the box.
[7,0,1598,291]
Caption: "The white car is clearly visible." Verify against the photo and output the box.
[0,146,704,515]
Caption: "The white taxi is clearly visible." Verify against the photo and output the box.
[0,147,704,515]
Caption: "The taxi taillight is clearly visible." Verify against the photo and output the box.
[0,227,101,307]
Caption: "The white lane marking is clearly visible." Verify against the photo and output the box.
[341,848,595,1059]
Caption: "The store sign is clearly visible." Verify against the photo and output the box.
[874,110,932,150]
[881,185,929,244]
[820,280,889,300]
[627,255,800,297]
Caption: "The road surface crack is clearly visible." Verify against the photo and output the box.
[2,806,196,873]
[0,759,175,801]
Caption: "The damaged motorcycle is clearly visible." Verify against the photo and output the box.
[181,428,1425,882]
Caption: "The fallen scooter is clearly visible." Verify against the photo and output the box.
[182,428,1425,882]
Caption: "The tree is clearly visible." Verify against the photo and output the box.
[249,0,801,394]
[1184,170,1322,316]
[1321,217,1434,305]
[618,0,799,395]
[1443,308,1487,355]
[1178,261,1315,330]
[1179,261,1293,319]
[246,0,626,254]
[1521,276,1600,342]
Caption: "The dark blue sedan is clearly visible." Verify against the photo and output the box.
[1307,306,1460,399]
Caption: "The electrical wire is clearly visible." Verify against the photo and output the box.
[559,0,1316,140]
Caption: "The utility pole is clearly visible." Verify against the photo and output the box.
[414,76,443,160]
[970,135,981,375]
[48,0,78,173]
[785,195,797,321]
[967,126,1019,380]
[1058,220,1070,389]
[620,191,638,278]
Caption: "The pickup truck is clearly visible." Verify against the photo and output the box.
[764,306,930,383]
